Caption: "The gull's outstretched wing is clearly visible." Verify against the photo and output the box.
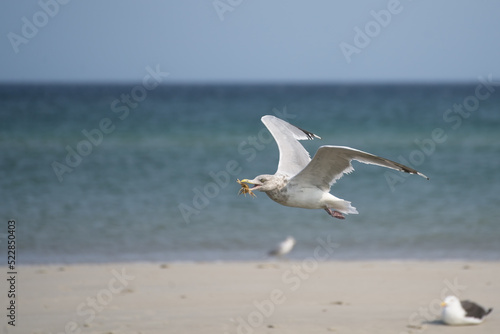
[289,145,428,191]
[261,115,320,177]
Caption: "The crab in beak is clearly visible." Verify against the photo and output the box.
[237,178,262,197]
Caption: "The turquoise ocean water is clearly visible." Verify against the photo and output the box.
[1,84,499,263]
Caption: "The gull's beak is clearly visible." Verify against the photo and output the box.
[440,302,447,307]
[237,178,263,191]
[241,178,262,188]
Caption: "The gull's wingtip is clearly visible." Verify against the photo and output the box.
[403,168,429,180]
[417,172,429,180]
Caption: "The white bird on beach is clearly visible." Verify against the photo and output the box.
[238,115,428,219]
[441,295,493,325]
[268,236,296,257]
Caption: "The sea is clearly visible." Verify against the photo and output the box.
[1,83,499,264]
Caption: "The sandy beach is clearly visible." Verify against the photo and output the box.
[4,260,498,334]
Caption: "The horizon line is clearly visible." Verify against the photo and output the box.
[0,79,487,86]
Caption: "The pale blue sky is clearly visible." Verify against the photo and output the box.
[1,1,499,83]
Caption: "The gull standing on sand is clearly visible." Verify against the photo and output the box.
[268,236,296,257]
[441,295,493,325]
[238,115,428,219]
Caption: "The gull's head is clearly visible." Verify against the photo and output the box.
[240,174,277,192]
[441,296,461,309]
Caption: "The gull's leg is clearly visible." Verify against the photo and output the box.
[324,208,345,219]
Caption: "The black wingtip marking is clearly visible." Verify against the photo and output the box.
[297,125,321,140]
[402,168,429,180]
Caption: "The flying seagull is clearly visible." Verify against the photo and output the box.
[238,115,428,219]
[441,295,493,325]
[268,236,296,257]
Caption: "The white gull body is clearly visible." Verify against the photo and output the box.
[269,236,296,257]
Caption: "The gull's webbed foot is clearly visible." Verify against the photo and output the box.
[324,208,345,219]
